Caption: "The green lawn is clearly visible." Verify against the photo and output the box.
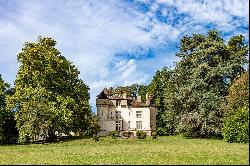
[0,135,248,165]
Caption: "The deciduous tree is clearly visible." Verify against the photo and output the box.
[7,37,96,142]
[174,30,248,138]
[0,75,18,144]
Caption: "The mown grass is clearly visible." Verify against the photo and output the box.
[0,135,248,165]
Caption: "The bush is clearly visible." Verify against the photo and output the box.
[92,134,99,142]
[110,131,119,139]
[152,132,157,139]
[156,127,167,136]
[223,107,249,143]
[136,130,147,139]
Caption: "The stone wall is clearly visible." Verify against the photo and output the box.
[97,98,157,136]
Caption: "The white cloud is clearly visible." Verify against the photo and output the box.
[157,0,249,28]
[0,0,248,111]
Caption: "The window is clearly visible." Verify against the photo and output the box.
[115,111,121,119]
[116,100,121,107]
[136,121,142,130]
[116,121,122,130]
[101,111,103,116]
[136,111,142,118]
[129,112,130,116]
[128,121,131,129]
[121,105,126,108]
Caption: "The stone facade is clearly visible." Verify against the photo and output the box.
[96,89,157,136]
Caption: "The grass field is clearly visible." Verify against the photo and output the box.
[0,135,248,165]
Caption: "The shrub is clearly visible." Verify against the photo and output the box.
[156,127,167,136]
[152,132,157,139]
[136,130,143,138]
[223,107,249,143]
[110,131,119,139]
[92,134,99,142]
[142,132,147,139]
[136,130,146,139]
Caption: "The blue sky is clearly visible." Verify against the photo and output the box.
[0,0,249,112]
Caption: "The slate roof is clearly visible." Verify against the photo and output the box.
[129,100,148,107]
[96,88,132,100]
[96,99,114,106]
[96,88,156,108]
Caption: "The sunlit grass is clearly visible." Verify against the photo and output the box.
[0,135,248,165]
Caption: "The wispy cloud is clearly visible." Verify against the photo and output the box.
[0,0,248,111]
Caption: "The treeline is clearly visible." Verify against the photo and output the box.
[111,30,249,143]
[0,30,248,144]
[0,37,99,144]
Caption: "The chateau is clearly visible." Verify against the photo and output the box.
[96,88,157,136]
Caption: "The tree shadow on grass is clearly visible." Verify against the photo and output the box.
[0,135,93,146]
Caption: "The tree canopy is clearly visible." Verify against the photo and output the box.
[149,30,248,138]
[0,75,18,144]
[7,37,96,142]
[225,71,249,115]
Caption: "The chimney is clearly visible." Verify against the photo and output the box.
[146,93,150,105]
[122,93,127,99]
[137,95,141,102]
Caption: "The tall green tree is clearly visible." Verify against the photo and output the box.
[174,30,248,138]
[138,85,148,103]
[7,37,95,142]
[148,67,178,135]
[0,75,18,144]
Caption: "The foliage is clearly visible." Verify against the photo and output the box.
[136,130,146,139]
[223,107,249,143]
[148,67,179,135]
[12,87,73,142]
[225,71,249,115]
[138,85,148,103]
[148,30,248,138]
[92,134,99,142]
[111,131,119,139]
[0,109,18,144]
[156,127,167,136]
[83,113,100,136]
[0,75,18,144]
[152,131,157,139]
[6,37,95,142]
[172,30,248,138]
